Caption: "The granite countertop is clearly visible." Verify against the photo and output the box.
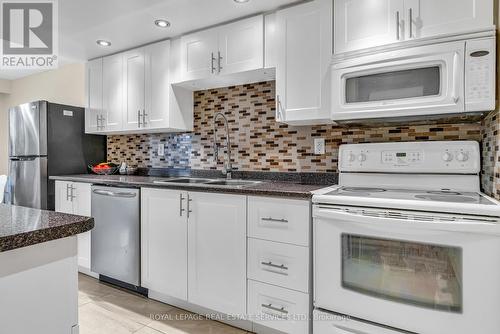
[50,173,332,199]
[0,204,94,252]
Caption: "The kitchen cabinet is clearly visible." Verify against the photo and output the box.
[55,181,93,275]
[141,188,188,300]
[179,15,264,83]
[141,189,246,316]
[102,53,124,132]
[334,0,494,54]
[85,58,103,133]
[274,0,332,125]
[188,192,247,316]
[85,40,193,135]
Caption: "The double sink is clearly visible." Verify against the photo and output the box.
[153,177,263,188]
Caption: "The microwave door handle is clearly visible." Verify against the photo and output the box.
[452,52,460,104]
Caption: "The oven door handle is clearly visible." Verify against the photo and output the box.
[314,206,500,235]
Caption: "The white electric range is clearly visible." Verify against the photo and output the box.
[312,141,500,334]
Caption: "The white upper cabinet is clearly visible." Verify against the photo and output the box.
[180,28,219,81]
[335,0,494,54]
[178,15,264,85]
[102,54,124,132]
[275,0,332,125]
[85,59,103,133]
[218,16,264,75]
[405,0,493,40]
[85,40,193,135]
[334,0,403,54]
[123,47,145,130]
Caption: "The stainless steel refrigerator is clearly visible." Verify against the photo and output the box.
[7,101,106,210]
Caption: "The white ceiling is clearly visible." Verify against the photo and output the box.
[0,0,302,80]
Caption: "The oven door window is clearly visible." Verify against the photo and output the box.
[341,234,462,313]
[345,66,441,103]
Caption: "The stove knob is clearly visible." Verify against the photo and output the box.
[442,152,453,162]
[358,153,367,162]
[347,153,356,162]
[456,152,469,162]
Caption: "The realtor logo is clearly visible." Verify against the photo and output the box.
[1,0,58,69]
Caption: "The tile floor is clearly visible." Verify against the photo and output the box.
[78,273,250,334]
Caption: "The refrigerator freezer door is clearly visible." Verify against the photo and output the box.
[8,157,48,209]
[9,101,47,157]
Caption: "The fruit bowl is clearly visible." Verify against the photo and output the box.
[89,163,119,175]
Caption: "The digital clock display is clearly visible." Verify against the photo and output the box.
[396,152,407,157]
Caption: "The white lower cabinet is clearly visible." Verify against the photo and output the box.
[141,189,247,316]
[141,188,188,300]
[55,181,94,275]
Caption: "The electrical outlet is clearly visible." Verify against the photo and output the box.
[157,144,165,157]
[314,138,325,155]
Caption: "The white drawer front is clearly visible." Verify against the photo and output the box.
[248,280,309,334]
[248,238,309,293]
[248,196,310,246]
[313,310,404,334]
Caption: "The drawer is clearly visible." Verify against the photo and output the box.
[248,238,309,293]
[248,196,310,246]
[313,309,404,334]
[248,280,310,334]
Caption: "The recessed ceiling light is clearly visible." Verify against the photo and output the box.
[154,19,171,28]
[234,0,250,3]
[96,40,111,47]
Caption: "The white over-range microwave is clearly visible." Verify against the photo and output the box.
[331,37,496,122]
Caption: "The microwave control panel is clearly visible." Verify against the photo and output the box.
[340,141,480,174]
[465,37,495,112]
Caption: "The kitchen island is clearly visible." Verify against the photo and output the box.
[0,204,94,334]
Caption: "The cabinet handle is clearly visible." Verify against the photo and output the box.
[137,110,142,128]
[261,261,289,271]
[66,184,71,201]
[179,194,186,217]
[142,109,147,126]
[218,51,223,73]
[96,115,100,130]
[211,52,217,74]
[187,195,193,218]
[70,185,76,201]
[261,217,288,224]
[408,8,413,38]
[261,303,289,318]
[396,11,400,40]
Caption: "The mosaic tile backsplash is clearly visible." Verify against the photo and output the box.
[108,81,492,189]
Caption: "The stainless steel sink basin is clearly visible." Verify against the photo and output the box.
[206,179,262,187]
[153,178,213,184]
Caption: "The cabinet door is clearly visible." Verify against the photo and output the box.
[275,0,332,125]
[334,0,404,54]
[145,41,170,129]
[405,0,493,40]
[85,59,103,133]
[141,188,188,300]
[54,181,73,214]
[180,28,218,81]
[218,15,264,75]
[123,48,145,130]
[102,54,124,132]
[72,183,92,271]
[188,192,247,315]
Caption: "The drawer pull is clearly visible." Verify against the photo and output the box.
[261,303,289,318]
[261,261,289,271]
[261,217,288,224]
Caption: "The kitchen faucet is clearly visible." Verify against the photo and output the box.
[213,112,232,179]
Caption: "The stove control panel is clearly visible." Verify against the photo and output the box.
[339,141,480,173]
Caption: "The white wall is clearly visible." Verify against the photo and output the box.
[0,63,86,175]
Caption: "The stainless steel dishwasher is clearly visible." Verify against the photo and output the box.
[91,185,141,290]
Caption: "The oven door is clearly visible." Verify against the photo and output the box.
[313,205,500,334]
[331,41,465,122]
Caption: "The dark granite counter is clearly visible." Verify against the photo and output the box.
[0,204,94,252]
[50,173,333,199]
